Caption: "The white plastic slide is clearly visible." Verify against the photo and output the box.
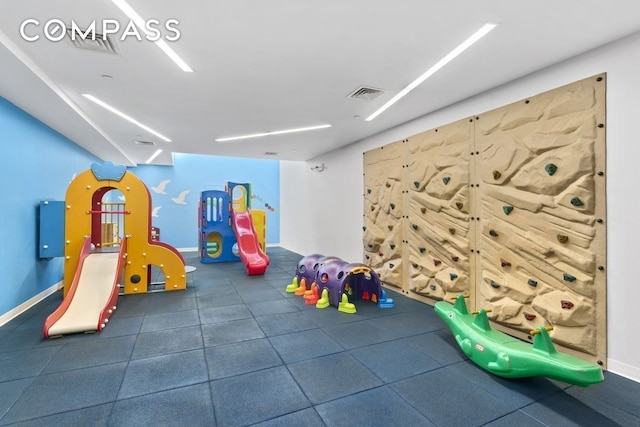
[44,238,126,338]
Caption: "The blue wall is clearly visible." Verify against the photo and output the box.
[130,153,280,249]
[0,97,99,318]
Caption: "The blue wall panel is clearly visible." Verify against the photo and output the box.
[130,153,280,249]
[0,97,99,318]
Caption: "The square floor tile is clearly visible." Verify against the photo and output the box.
[255,311,318,337]
[139,309,200,333]
[118,350,208,400]
[316,386,434,427]
[131,326,203,359]
[2,363,126,424]
[0,347,60,381]
[349,340,440,383]
[322,320,394,350]
[109,383,215,427]
[269,329,343,363]
[6,403,113,427]
[205,338,282,379]
[201,318,265,347]
[43,335,135,374]
[287,352,383,404]
[245,299,299,317]
[198,304,252,325]
[252,408,325,427]
[210,366,310,426]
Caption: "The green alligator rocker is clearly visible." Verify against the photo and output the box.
[434,294,604,387]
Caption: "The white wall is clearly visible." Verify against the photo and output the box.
[280,30,640,383]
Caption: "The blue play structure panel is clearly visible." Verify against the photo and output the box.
[200,190,239,263]
[91,161,126,181]
[39,200,65,258]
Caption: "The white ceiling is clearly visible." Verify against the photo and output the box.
[1,1,640,166]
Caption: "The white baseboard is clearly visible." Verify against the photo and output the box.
[607,358,640,384]
[0,281,61,327]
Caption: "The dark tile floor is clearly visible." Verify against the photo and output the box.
[0,247,638,426]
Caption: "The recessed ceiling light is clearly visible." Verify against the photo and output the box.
[111,0,193,72]
[366,22,497,121]
[82,94,171,142]
[145,149,163,164]
[215,124,332,142]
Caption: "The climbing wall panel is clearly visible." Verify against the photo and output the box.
[363,140,406,290]
[406,120,474,306]
[474,74,606,364]
[363,74,606,366]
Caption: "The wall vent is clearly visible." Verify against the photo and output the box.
[66,28,118,54]
[347,86,385,101]
[264,152,279,156]
[134,140,156,146]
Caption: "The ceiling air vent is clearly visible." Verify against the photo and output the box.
[264,152,279,156]
[66,28,118,54]
[134,140,156,146]
[347,86,385,101]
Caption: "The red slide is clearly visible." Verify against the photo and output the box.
[232,209,270,275]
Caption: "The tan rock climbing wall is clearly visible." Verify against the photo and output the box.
[363,140,405,290]
[406,120,474,306]
[363,74,606,366]
[474,74,606,363]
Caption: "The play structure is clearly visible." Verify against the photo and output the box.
[42,162,186,338]
[286,254,394,313]
[199,182,269,275]
[435,294,604,387]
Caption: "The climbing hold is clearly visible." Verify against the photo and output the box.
[490,280,500,289]
[493,170,501,180]
[442,177,451,185]
[561,300,575,310]
[362,226,366,231]
[563,273,576,282]
[557,234,569,243]
[412,224,418,230]
[419,247,426,254]
[390,203,396,209]
[449,228,456,235]
[455,202,463,210]
[430,284,437,291]
[527,279,538,287]
[388,225,393,231]
[503,206,514,215]
[545,163,558,176]
[433,259,442,267]
[450,273,458,281]
[385,182,391,188]
[451,256,459,262]
[390,244,396,250]
[379,253,383,257]
[367,188,372,194]
[489,229,499,237]
[570,197,584,207]
[412,262,418,268]
[421,207,427,214]
[365,255,370,260]
[523,312,537,321]
[500,258,511,267]
[389,263,395,269]
[370,205,375,211]
[414,181,420,189]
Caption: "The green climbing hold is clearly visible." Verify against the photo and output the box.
[419,247,426,254]
[390,203,396,209]
[563,273,576,282]
[489,229,499,237]
[528,279,538,287]
[390,244,396,250]
[365,255,370,260]
[430,284,437,291]
[414,181,420,189]
[389,263,395,269]
[367,188,372,194]
[450,273,458,281]
[570,197,584,207]
[503,206,514,215]
[545,163,558,176]
[362,226,366,231]
[412,224,418,230]
[443,177,451,185]
[490,280,500,289]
